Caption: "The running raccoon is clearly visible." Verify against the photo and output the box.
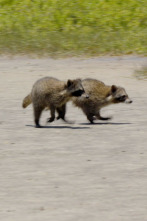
[22,77,86,127]
[57,78,132,123]
[73,78,132,123]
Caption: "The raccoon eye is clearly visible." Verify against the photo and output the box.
[121,95,126,99]
[118,95,126,101]
[79,89,84,94]
[72,89,84,97]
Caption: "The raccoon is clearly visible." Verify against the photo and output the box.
[72,78,132,123]
[22,77,86,127]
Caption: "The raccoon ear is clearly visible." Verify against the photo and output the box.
[111,85,117,93]
[67,80,73,87]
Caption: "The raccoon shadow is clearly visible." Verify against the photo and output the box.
[26,125,90,129]
[80,122,132,126]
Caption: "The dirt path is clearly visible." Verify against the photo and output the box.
[0,56,147,221]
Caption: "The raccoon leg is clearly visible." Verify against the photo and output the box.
[56,104,66,121]
[96,112,111,121]
[87,113,95,124]
[47,106,55,123]
[33,105,43,128]
[82,108,94,124]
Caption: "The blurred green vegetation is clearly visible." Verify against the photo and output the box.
[0,0,147,56]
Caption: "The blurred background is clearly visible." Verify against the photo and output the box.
[0,0,146,57]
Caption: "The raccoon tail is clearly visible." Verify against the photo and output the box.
[22,94,32,108]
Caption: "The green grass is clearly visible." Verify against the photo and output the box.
[0,0,147,56]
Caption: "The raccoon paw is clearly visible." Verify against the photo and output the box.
[99,116,112,121]
[56,115,61,120]
[88,118,94,124]
[35,124,42,128]
[47,117,55,123]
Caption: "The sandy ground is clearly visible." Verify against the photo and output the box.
[0,56,147,221]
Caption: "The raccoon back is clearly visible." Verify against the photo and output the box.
[82,78,111,99]
[31,77,68,107]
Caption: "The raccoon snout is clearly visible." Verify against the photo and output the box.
[125,98,133,104]
[81,93,89,98]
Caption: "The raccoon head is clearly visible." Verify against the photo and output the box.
[111,85,133,104]
[67,79,89,98]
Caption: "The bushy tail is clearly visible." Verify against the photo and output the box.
[22,94,32,108]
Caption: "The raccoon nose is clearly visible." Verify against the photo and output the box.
[125,98,133,104]
[82,93,89,98]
